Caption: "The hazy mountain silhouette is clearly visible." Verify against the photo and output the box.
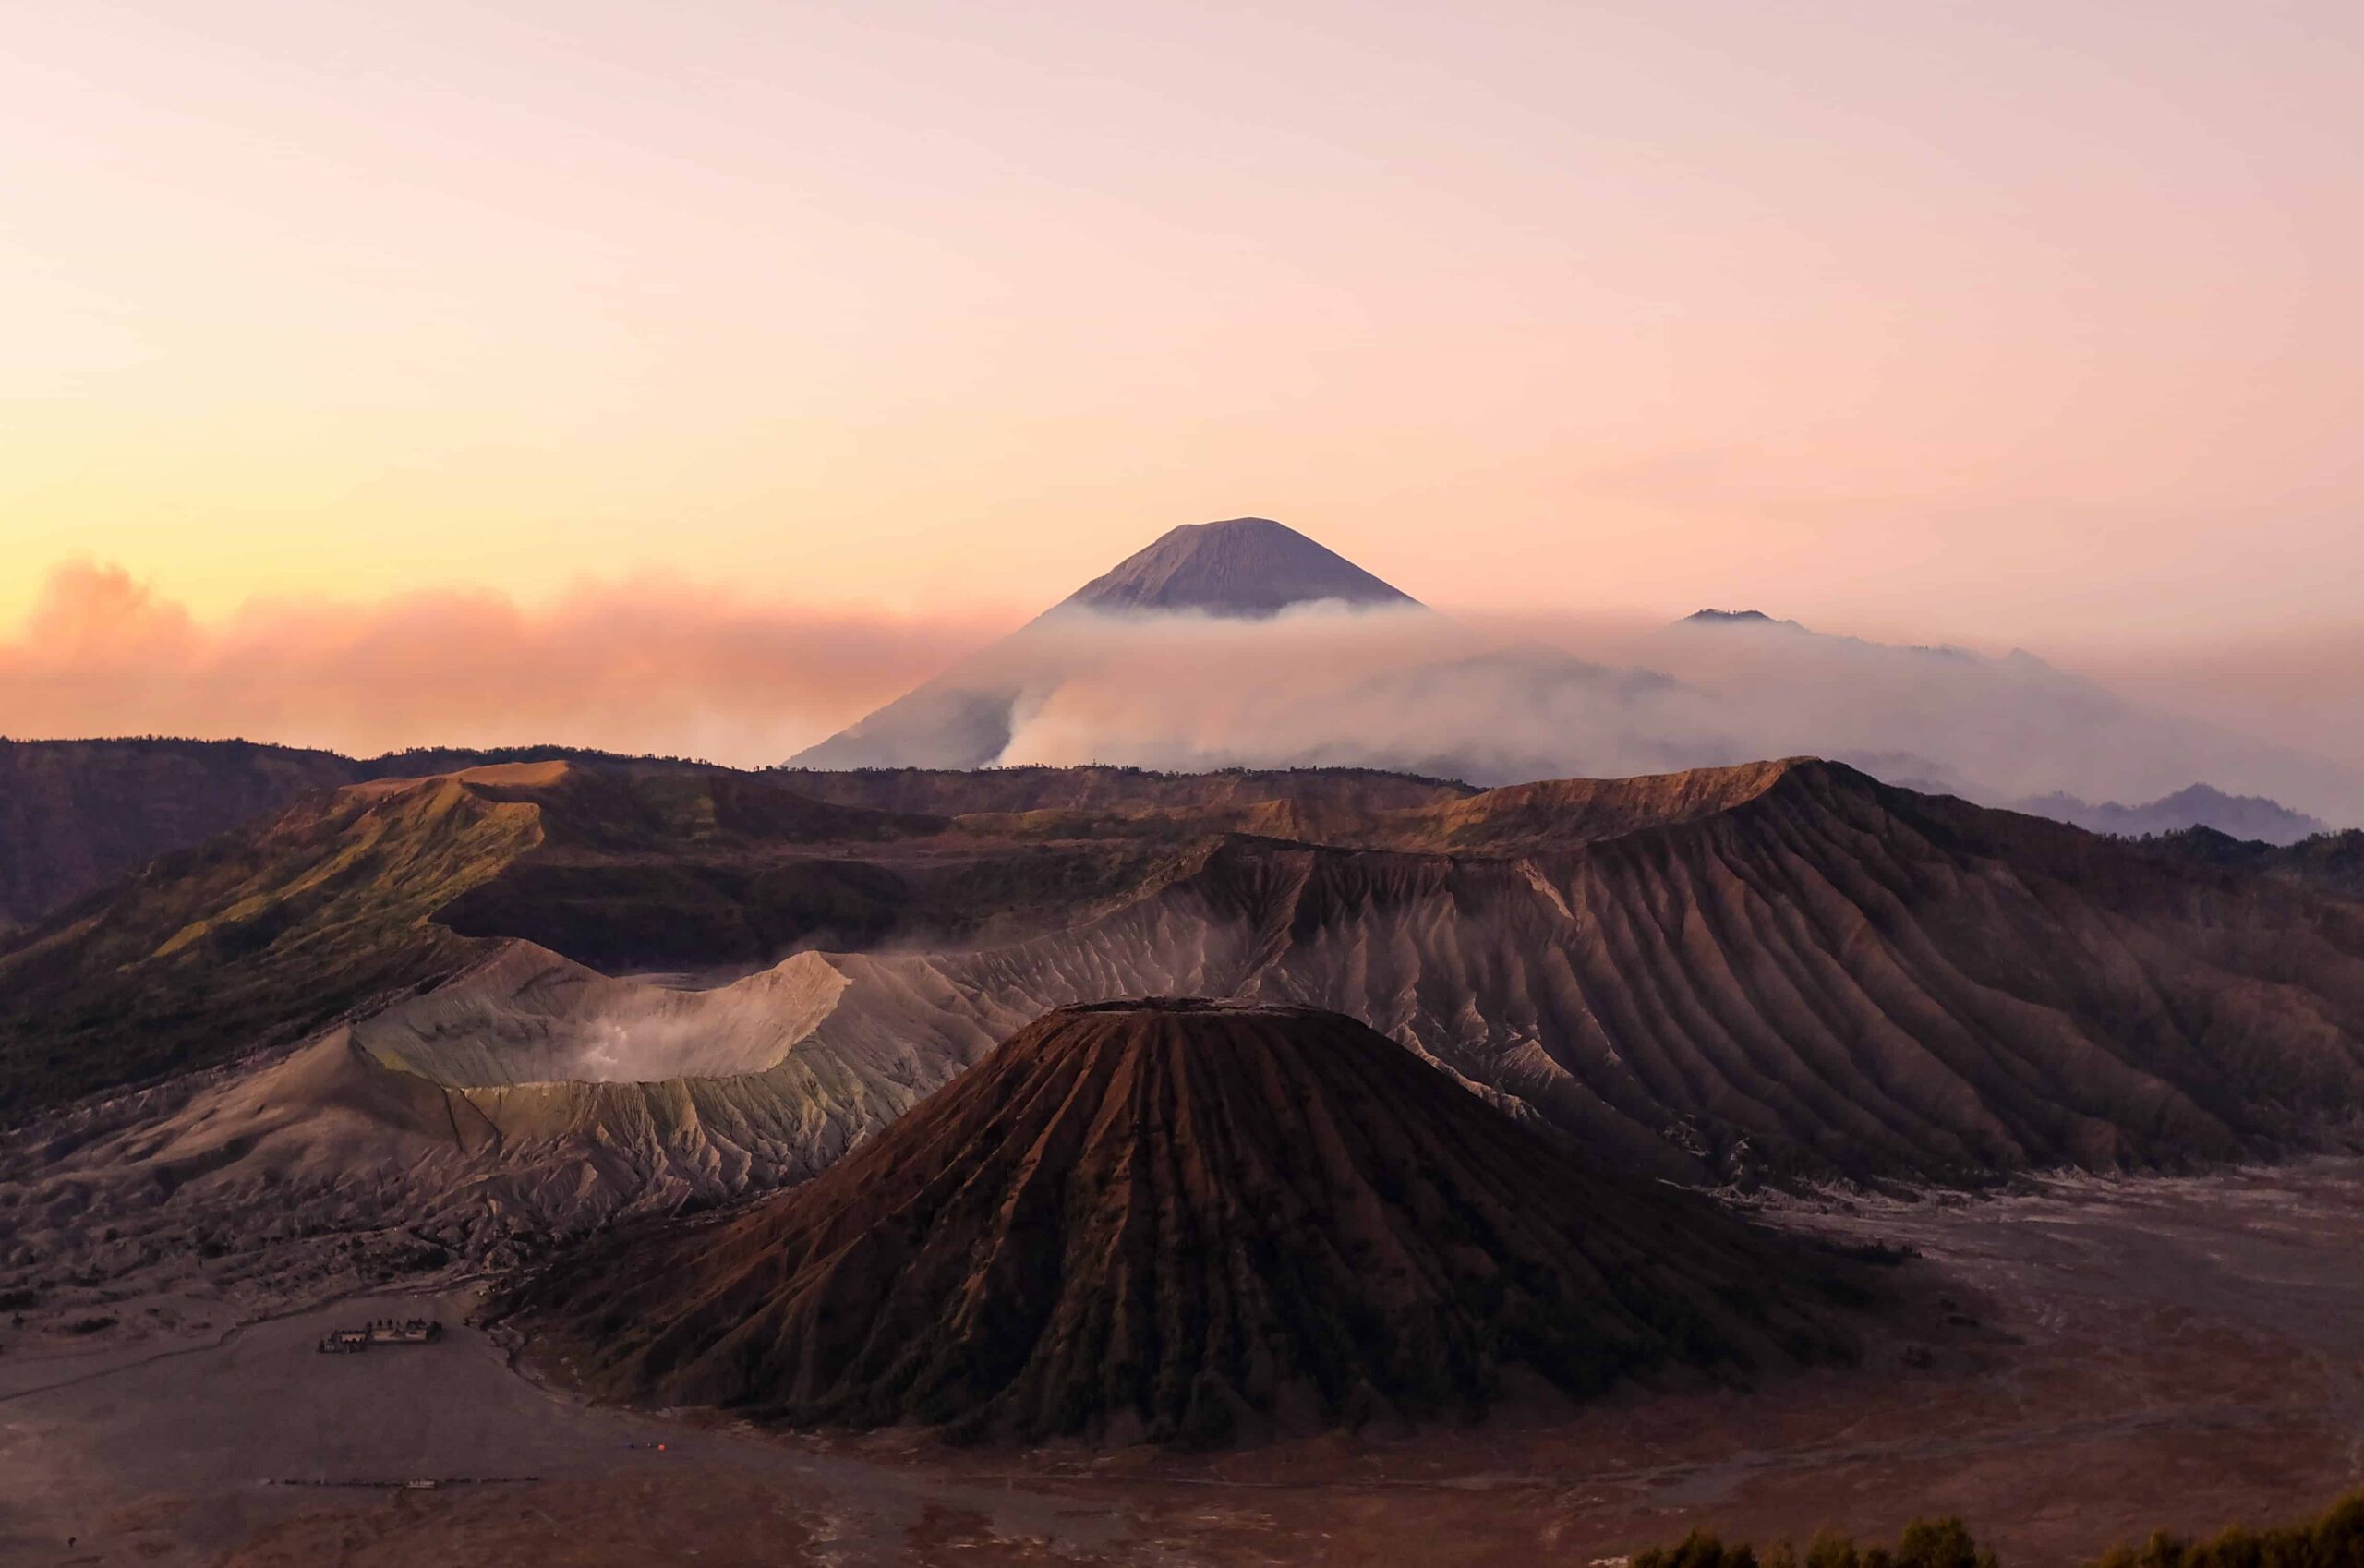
[788,518,1425,768]
[1063,516,1419,617]
[786,526,2363,827]
[2008,783,2327,845]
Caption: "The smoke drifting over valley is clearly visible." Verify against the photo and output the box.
[991,607,1700,779]
[6,539,2359,829]
[905,602,2364,829]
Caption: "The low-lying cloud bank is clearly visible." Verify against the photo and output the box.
[6,561,2358,829]
[980,604,2364,827]
[0,560,1004,764]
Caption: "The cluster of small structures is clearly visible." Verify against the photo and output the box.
[270,1474,539,1490]
[314,1316,443,1354]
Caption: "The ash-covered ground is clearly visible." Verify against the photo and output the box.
[3,1160,2360,1567]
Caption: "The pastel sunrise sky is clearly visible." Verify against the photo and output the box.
[4,1,2359,759]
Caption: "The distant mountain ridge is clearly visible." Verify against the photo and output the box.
[2147,825,2364,901]
[1682,608,1796,629]
[0,738,725,929]
[2011,783,2328,845]
[16,755,2364,1188]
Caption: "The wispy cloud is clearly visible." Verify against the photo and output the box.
[0,560,1007,766]
[984,604,2364,826]
[7,561,2358,826]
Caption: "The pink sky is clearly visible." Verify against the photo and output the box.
[3,1,2359,744]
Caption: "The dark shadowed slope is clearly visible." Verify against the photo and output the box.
[0,738,356,928]
[15,756,2364,1187]
[0,737,732,930]
[769,762,1474,818]
[747,758,2364,1186]
[14,756,2364,1182]
[0,768,538,1115]
[0,760,1459,1120]
[2148,825,2364,901]
[0,760,955,1117]
[505,999,1858,1445]
[15,759,2364,1358]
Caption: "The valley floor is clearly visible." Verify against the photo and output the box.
[4,1160,2361,1568]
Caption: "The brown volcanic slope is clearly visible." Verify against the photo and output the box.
[14,756,2364,1357]
[0,737,730,931]
[2152,825,2364,902]
[12,754,2364,1225]
[506,999,1857,1445]
[770,762,1474,819]
[0,760,1455,1119]
[0,761,933,1117]
[0,769,535,1116]
[780,758,2364,1183]
[0,737,356,930]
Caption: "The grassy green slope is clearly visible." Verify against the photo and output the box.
[0,776,541,1118]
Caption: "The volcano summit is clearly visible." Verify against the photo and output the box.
[503,997,1859,1446]
[786,517,1428,769]
[1059,516,1420,618]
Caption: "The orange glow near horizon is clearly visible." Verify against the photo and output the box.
[4,2,2361,710]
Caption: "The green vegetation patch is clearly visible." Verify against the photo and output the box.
[1631,1489,2364,1568]
[0,778,541,1122]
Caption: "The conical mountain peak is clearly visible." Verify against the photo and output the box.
[503,997,1857,1446]
[1058,517,1420,618]
[786,517,1421,766]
